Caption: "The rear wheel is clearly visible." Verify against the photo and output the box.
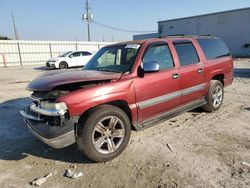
[59,61,68,69]
[202,80,224,112]
[77,105,131,162]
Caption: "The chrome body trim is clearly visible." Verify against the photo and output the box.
[138,83,206,109]
[20,110,42,121]
[134,98,207,130]
[138,91,181,109]
[182,84,206,96]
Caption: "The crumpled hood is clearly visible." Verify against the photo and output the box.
[27,70,122,91]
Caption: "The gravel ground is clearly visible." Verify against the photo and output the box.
[0,60,250,188]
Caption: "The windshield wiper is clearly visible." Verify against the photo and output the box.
[98,69,122,73]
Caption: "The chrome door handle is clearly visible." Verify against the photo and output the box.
[172,73,180,79]
[197,69,203,74]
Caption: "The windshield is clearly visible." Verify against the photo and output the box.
[59,51,73,57]
[84,44,140,73]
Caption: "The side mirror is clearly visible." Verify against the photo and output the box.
[69,55,73,58]
[143,62,160,73]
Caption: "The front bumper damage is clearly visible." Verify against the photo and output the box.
[20,104,78,149]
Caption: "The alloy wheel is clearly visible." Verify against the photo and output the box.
[92,116,125,154]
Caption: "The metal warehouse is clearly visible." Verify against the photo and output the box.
[134,8,250,57]
[158,7,250,57]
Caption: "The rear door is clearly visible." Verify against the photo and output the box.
[134,42,180,122]
[78,51,93,66]
[173,40,206,104]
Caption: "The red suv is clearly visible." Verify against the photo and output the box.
[20,36,233,162]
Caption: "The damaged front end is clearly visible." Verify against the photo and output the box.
[20,70,122,149]
[20,90,78,149]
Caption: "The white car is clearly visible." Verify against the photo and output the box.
[46,50,93,69]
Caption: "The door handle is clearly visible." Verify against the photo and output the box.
[197,69,203,74]
[172,73,180,80]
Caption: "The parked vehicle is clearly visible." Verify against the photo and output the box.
[20,36,233,162]
[46,50,93,69]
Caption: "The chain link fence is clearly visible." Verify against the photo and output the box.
[0,40,113,67]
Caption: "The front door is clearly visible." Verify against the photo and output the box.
[70,51,81,67]
[134,42,180,123]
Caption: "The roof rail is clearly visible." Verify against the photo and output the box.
[160,34,216,39]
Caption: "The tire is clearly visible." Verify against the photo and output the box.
[77,105,131,162]
[59,61,68,69]
[202,80,224,112]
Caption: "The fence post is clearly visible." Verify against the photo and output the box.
[17,42,22,66]
[98,43,100,50]
[75,43,78,50]
[49,43,52,58]
[2,54,7,68]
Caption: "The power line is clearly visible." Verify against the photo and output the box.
[92,20,157,34]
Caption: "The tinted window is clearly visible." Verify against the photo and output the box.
[72,52,81,57]
[143,44,174,70]
[59,51,72,57]
[198,39,230,60]
[82,51,92,56]
[174,42,199,66]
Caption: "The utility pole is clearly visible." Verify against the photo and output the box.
[11,11,19,40]
[82,0,93,42]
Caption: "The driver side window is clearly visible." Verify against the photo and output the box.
[143,44,174,70]
[71,52,81,57]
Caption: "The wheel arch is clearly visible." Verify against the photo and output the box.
[77,100,133,133]
[211,74,225,86]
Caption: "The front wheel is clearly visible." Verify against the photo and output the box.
[59,61,68,69]
[202,80,224,112]
[77,105,131,162]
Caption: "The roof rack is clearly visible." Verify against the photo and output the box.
[161,34,216,38]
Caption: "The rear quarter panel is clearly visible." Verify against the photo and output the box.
[203,57,234,87]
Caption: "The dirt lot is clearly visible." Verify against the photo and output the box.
[0,60,250,188]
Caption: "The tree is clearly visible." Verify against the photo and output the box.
[0,35,11,40]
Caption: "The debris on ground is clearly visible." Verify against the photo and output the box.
[54,160,67,165]
[169,119,177,123]
[70,164,77,169]
[64,169,83,179]
[30,172,53,186]
[241,161,250,167]
[166,143,173,152]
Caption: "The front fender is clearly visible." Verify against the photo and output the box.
[57,79,137,121]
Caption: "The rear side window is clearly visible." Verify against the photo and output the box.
[197,39,230,60]
[174,42,200,66]
[82,51,92,56]
[143,44,174,70]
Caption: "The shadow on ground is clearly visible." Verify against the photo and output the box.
[34,66,82,71]
[0,97,92,164]
[245,107,250,111]
[234,68,250,78]
[34,66,53,71]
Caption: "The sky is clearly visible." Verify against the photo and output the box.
[0,0,250,42]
